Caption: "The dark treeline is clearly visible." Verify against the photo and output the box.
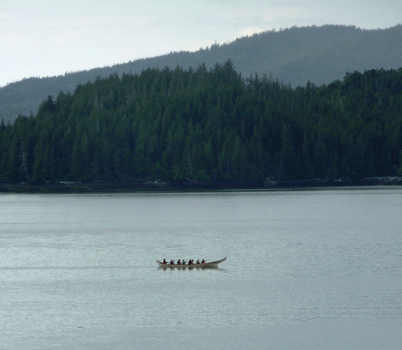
[1,60,402,185]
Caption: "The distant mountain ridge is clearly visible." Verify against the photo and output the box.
[1,24,401,123]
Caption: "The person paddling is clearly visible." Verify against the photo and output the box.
[163,259,167,264]
[170,260,174,265]
[177,259,181,265]
[201,259,205,264]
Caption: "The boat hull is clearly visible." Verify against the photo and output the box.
[157,257,226,269]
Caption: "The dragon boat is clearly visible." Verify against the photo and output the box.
[157,257,226,269]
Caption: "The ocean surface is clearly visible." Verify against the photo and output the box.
[1,188,401,349]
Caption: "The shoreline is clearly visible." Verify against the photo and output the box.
[1,177,402,194]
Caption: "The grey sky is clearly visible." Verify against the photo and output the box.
[1,0,401,87]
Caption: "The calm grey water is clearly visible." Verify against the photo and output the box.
[1,188,401,349]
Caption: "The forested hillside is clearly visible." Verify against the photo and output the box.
[1,24,402,123]
[1,61,401,186]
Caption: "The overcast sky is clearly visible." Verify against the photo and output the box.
[1,0,401,87]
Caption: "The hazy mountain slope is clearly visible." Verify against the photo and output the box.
[1,24,401,123]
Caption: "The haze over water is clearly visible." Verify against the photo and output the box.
[1,188,401,349]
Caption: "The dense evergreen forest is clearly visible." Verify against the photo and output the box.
[1,61,402,187]
[2,24,402,124]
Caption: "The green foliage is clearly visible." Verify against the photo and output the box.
[1,62,402,184]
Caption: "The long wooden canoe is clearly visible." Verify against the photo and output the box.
[157,257,226,269]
